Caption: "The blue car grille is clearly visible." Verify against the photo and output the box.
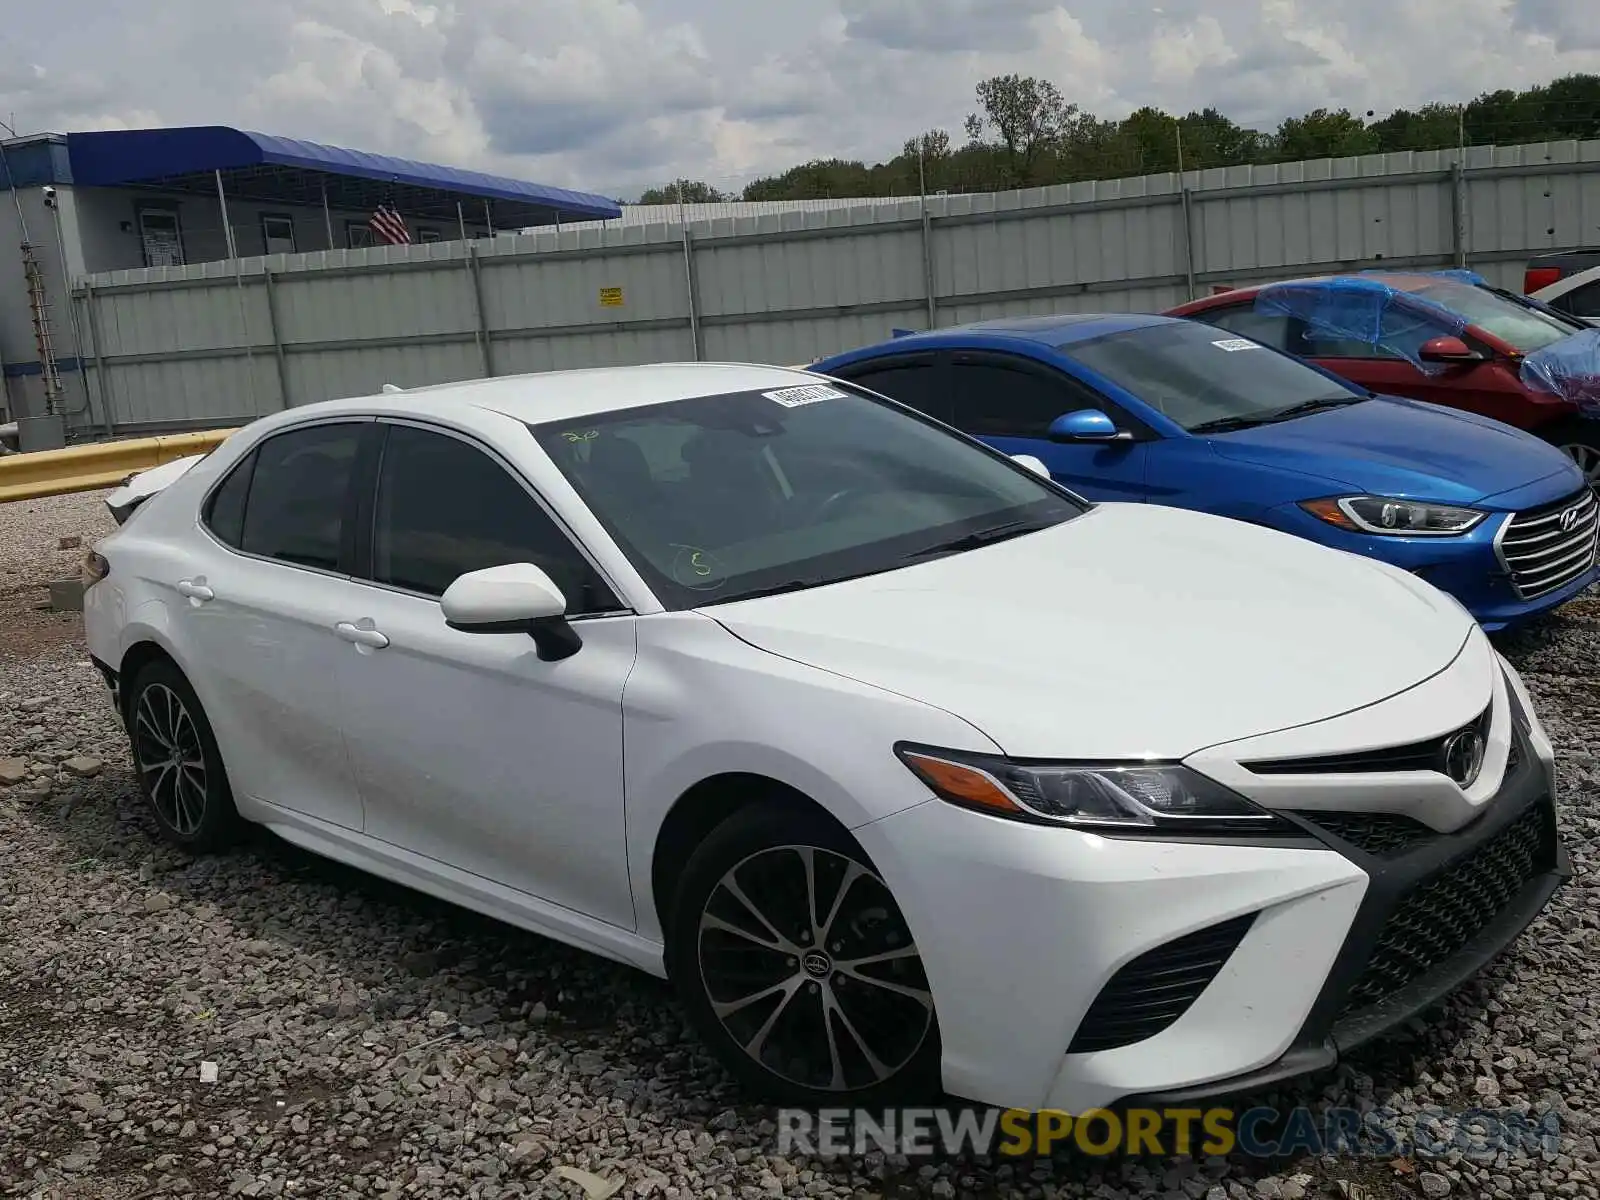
[1497,488,1599,601]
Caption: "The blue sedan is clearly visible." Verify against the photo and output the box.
[810,313,1599,631]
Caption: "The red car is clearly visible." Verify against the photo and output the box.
[1167,273,1600,486]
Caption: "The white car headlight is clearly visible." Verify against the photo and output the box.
[1299,495,1487,536]
[895,744,1300,836]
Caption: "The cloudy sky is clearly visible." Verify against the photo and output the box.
[2,0,1596,199]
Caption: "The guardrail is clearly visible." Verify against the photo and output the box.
[0,429,238,504]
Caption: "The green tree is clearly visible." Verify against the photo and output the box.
[1271,108,1381,161]
[1177,107,1268,170]
[1370,102,1462,152]
[722,73,1600,202]
[1118,106,1183,174]
[965,74,1072,185]
[742,159,875,201]
[637,180,730,204]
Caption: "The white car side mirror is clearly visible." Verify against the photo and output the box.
[441,563,579,660]
[1011,454,1051,479]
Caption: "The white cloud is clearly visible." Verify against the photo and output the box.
[0,0,1596,197]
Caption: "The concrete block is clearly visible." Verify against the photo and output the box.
[17,414,67,452]
[48,577,84,611]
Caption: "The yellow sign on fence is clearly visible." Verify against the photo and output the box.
[599,286,625,308]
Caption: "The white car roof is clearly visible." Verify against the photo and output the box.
[280,362,826,426]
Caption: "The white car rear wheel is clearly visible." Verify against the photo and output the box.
[125,659,241,853]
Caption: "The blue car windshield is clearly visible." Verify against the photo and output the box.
[531,382,1086,610]
[1064,321,1363,433]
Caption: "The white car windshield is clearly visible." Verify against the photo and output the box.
[532,381,1086,608]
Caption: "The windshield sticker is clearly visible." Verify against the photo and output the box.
[763,384,847,408]
[1211,338,1261,352]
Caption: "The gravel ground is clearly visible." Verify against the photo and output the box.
[1,489,1598,1200]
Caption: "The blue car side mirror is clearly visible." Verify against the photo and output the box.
[1048,409,1124,442]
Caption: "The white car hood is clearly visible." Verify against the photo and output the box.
[704,503,1474,759]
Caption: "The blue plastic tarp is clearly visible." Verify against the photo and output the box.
[1521,329,1600,415]
[1254,276,1469,375]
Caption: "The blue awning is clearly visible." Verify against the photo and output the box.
[65,126,620,227]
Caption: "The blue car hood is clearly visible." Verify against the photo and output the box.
[1208,397,1582,507]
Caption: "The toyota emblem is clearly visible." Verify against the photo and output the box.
[1440,727,1486,788]
[1559,505,1581,533]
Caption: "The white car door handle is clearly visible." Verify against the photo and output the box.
[335,621,390,649]
[176,579,214,601]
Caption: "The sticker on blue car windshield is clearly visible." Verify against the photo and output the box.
[1211,338,1261,352]
[763,384,847,407]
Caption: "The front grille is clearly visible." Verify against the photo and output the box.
[1498,488,1599,601]
[1244,705,1491,777]
[1069,913,1256,1053]
[1296,811,1437,856]
[1337,800,1551,1019]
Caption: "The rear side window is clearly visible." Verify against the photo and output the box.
[843,362,951,423]
[370,424,622,613]
[1557,280,1600,319]
[202,451,255,549]
[950,361,1078,438]
[1200,306,1301,354]
[238,423,364,571]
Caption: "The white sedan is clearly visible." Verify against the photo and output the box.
[82,362,1568,1112]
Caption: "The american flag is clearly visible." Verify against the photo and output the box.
[369,204,411,245]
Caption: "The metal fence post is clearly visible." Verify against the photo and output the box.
[466,244,494,377]
[81,283,115,437]
[682,228,704,360]
[1451,161,1468,269]
[921,203,938,328]
[1179,186,1198,302]
[261,268,291,409]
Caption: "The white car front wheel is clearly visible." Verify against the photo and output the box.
[667,802,942,1105]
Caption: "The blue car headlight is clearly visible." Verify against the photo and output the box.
[1300,495,1487,536]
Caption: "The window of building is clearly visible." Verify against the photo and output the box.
[137,206,185,268]
[261,214,297,255]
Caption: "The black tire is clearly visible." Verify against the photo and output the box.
[1540,417,1600,492]
[124,658,241,853]
[666,801,942,1107]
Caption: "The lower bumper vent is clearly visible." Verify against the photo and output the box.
[1337,800,1552,1019]
[1068,912,1256,1054]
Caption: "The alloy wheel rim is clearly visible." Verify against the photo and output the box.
[1559,441,1600,488]
[132,683,208,836]
[697,844,932,1092]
